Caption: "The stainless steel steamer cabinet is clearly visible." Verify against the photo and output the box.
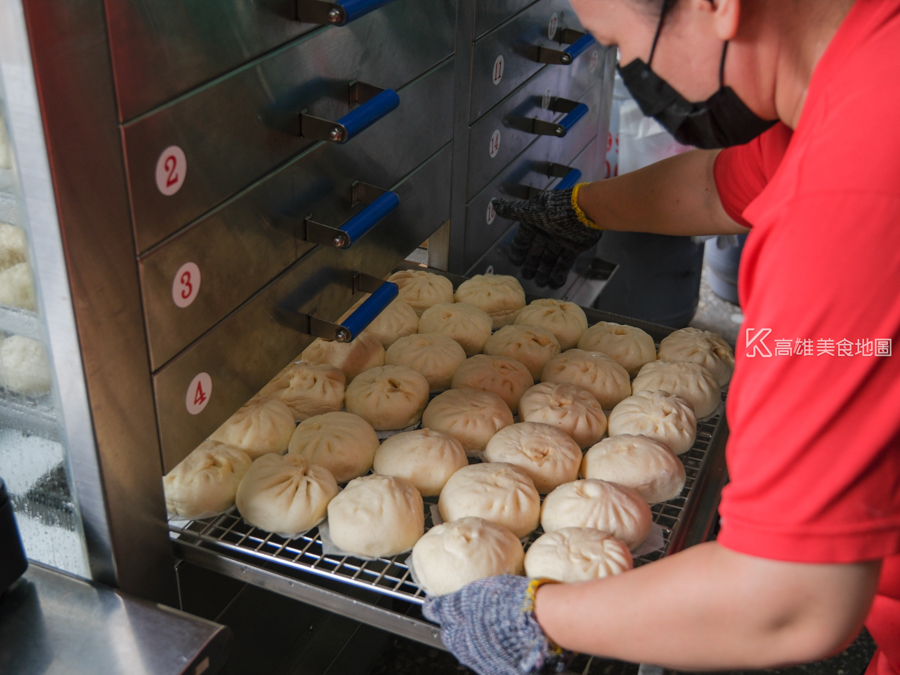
[0,0,729,666]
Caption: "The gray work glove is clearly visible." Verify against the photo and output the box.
[492,184,602,290]
[423,575,573,675]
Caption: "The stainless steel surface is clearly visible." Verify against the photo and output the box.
[0,562,230,675]
[169,280,727,648]
[4,0,178,602]
[463,84,607,269]
[668,412,730,552]
[175,544,444,650]
[447,0,478,273]
[123,0,456,253]
[474,0,538,39]
[466,47,603,198]
[139,59,455,370]
[154,145,452,471]
[107,0,315,121]
[469,0,588,122]
[426,219,452,271]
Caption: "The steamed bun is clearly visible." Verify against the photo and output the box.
[164,441,252,519]
[422,389,514,455]
[632,361,721,418]
[288,411,378,483]
[0,262,35,311]
[344,365,430,430]
[236,453,338,534]
[0,335,51,396]
[0,223,28,271]
[524,528,633,582]
[518,382,607,448]
[385,334,466,391]
[412,517,524,596]
[541,479,652,549]
[300,333,384,383]
[483,422,582,494]
[454,274,525,329]
[418,302,493,356]
[257,361,345,422]
[541,350,631,409]
[582,435,686,504]
[514,298,588,350]
[373,428,468,497]
[210,399,296,458]
[388,270,454,317]
[439,462,540,538]
[483,325,560,380]
[577,322,656,377]
[608,390,696,455]
[451,354,534,414]
[657,327,735,387]
[362,298,419,348]
[327,474,424,557]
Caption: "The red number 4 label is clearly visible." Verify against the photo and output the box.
[186,373,212,415]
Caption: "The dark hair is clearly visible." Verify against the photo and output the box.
[632,0,679,16]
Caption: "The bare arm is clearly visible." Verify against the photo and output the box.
[534,542,880,670]
[578,149,750,237]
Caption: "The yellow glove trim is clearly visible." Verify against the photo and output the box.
[522,578,565,655]
[571,182,601,230]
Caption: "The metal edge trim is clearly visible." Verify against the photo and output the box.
[174,541,444,650]
[666,412,730,556]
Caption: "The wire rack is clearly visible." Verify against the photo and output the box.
[168,411,722,606]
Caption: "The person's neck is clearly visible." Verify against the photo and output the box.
[771,0,857,128]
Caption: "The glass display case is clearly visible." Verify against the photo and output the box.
[0,0,176,604]
[0,51,90,579]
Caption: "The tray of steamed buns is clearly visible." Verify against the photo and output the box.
[165,268,734,603]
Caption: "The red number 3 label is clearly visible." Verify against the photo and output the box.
[186,373,212,416]
[172,262,201,308]
[155,145,187,196]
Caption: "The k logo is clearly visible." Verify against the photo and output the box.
[745,328,773,358]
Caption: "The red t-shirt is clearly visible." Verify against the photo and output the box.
[713,1,900,672]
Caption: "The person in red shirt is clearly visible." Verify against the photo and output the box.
[423,0,900,673]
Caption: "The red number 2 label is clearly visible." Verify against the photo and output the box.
[186,373,212,416]
[164,155,179,188]
[155,145,187,196]
[172,262,201,308]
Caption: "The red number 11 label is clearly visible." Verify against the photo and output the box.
[155,145,187,196]
[186,373,212,416]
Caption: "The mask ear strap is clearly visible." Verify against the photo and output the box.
[719,41,729,87]
[648,0,670,66]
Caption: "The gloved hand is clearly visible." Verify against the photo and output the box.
[492,183,602,290]
[422,575,573,675]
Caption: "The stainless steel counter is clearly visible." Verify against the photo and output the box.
[0,563,230,675]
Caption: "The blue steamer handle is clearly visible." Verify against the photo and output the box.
[555,168,583,191]
[564,34,596,61]
[339,191,399,247]
[337,0,395,24]
[340,281,399,340]
[336,89,400,143]
[558,103,589,134]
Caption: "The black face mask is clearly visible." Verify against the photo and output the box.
[617,0,776,149]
